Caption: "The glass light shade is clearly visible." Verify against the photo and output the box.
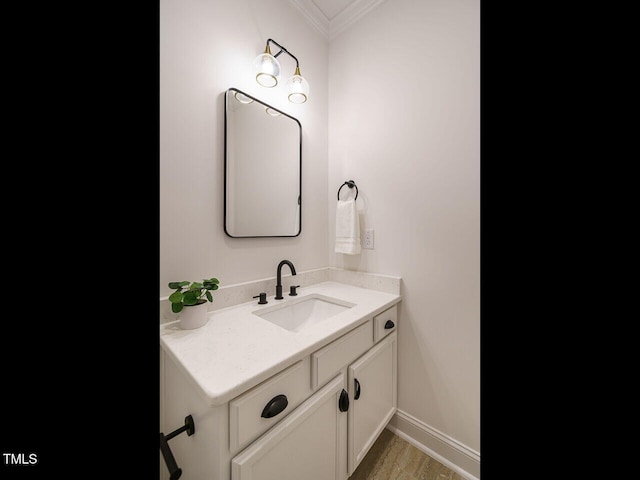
[286,69,309,103]
[253,52,280,87]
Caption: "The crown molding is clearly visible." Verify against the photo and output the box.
[290,0,387,41]
[290,0,330,40]
[329,0,387,40]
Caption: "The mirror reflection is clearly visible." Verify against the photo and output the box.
[224,88,301,237]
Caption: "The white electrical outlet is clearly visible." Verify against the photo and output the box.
[363,229,374,249]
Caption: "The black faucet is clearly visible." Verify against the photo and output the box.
[275,260,296,300]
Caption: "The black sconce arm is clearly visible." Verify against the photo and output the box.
[267,38,300,68]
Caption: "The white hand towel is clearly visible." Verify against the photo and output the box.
[335,199,361,255]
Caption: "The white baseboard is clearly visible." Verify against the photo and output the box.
[386,410,480,480]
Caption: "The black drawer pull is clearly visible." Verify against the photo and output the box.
[339,389,349,412]
[261,394,288,418]
[384,320,395,329]
[354,378,361,400]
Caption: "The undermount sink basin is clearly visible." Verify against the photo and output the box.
[253,294,355,332]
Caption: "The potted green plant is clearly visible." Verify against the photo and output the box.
[168,277,220,329]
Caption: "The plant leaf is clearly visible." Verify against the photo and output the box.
[171,302,183,313]
[183,291,198,305]
[190,282,203,290]
[205,291,213,302]
[168,291,183,303]
[168,282,184,290]
[205,284,218,291]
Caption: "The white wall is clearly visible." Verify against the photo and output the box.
[160,0,328,294]
[328,0,480,455]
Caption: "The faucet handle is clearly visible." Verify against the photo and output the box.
[289,285,300,296]
[253,293,268,304]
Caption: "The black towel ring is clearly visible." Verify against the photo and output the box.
[337,180,358,200]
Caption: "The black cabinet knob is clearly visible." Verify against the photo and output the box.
[354,378,361,400]
[384,320,395,329]
[339,389,349,412]
[261,394,288,418]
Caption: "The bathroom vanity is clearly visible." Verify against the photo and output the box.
[160,281,400,480]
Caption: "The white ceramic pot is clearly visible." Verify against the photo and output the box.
[179,301,209,330]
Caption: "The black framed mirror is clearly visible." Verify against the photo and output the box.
[224,88,302,238]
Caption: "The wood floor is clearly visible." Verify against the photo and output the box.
[349,429,466,480]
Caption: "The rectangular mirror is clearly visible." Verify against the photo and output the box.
[224,88,302,237]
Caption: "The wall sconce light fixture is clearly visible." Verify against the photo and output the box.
[253,38,309,104]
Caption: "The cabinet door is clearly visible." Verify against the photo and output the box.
[348,332,397,475]
[232,373,347,480]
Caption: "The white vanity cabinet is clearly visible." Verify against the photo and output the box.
[231,373,348,480]
[348,330,397,475]
[231,305,398,480]
[160,300,399,480]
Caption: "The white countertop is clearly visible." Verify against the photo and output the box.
[160,281,401,406]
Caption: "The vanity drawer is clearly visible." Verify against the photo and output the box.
[230,356,312,452]
[373,305,398,343]
[311,320,373,389]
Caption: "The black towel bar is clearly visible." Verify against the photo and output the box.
[159,415,195,480]
[337,180,358,200]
